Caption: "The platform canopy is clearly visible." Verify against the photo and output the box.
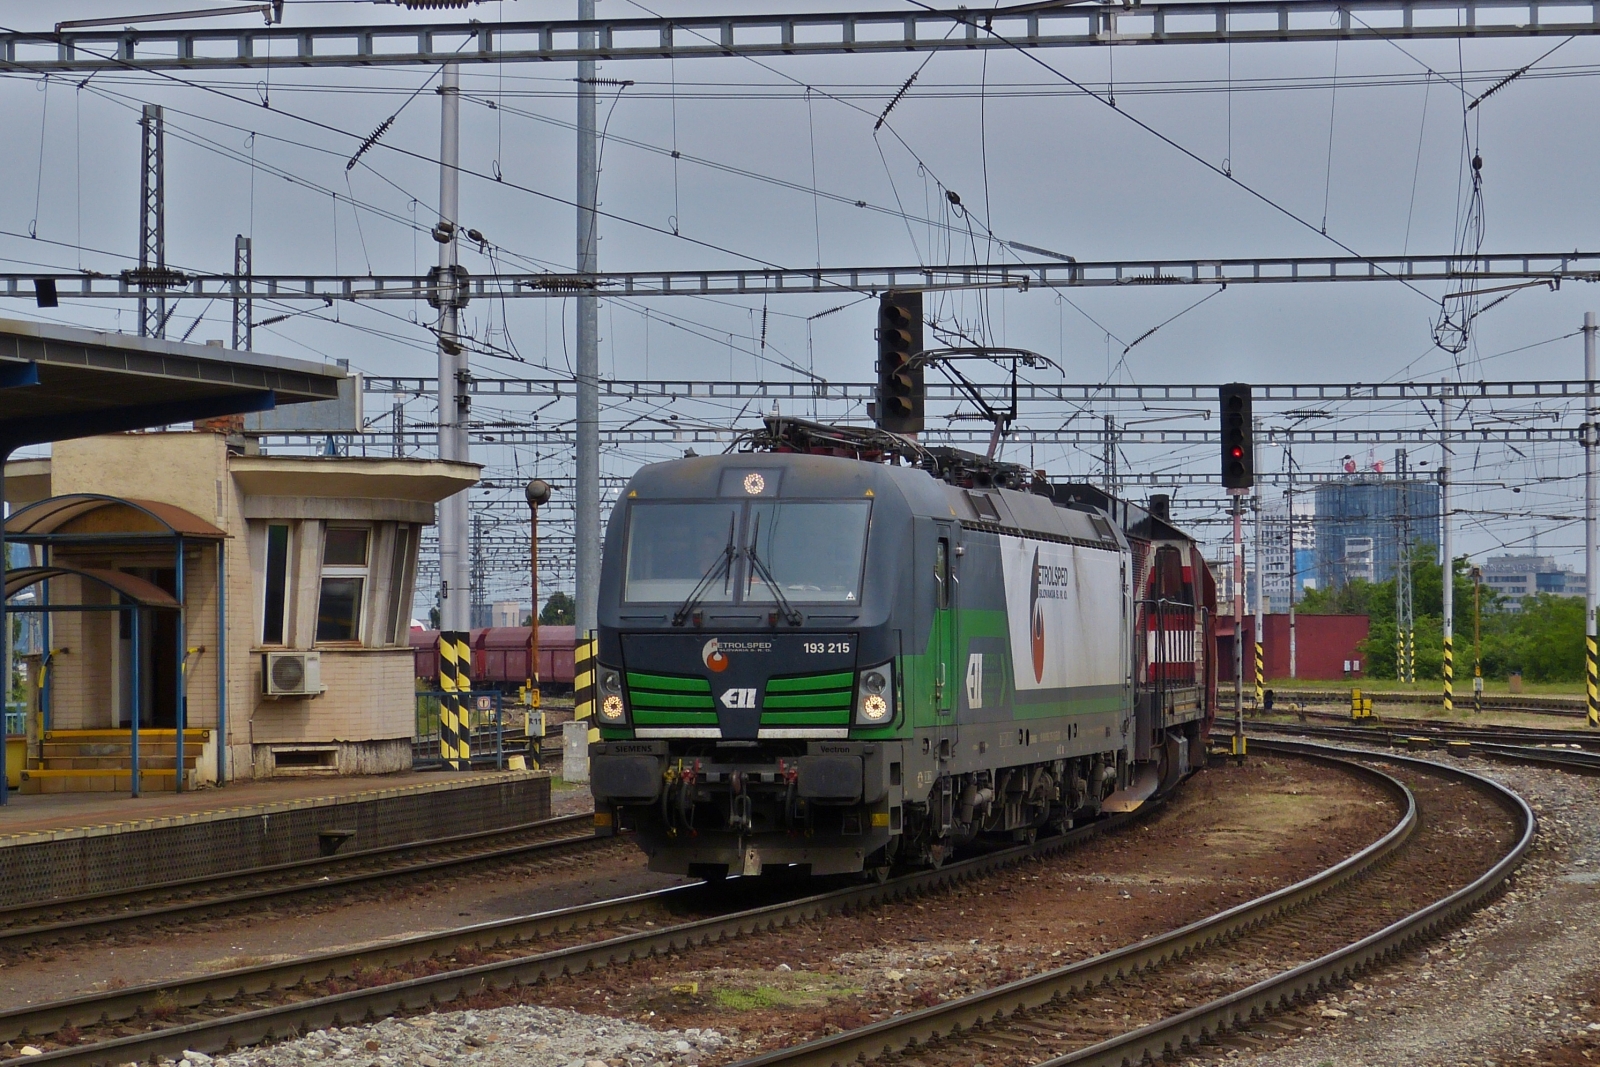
[6,494,227,541]
[0,317,344,453]
[3,566,181,609]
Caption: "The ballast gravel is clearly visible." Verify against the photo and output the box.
[178,1008,739,1067]
[1207,753,1600,1066]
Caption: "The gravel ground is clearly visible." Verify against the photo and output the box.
[88,757,1399,1067]
[180,1008,742,1067]
[1196,754,1600,1065]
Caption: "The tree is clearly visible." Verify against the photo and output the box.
[1297,545,1544,682]
[540,591,576,626]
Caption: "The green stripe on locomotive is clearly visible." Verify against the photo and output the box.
[882,604,1128,740]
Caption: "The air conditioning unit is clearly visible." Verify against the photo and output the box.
[262,651,324,697]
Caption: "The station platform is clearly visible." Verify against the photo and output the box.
[0,767,551,908]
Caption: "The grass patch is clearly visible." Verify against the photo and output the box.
[712,986,827,1011]
[663,970,859,1013]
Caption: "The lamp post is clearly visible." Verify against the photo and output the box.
[524,479,552,719]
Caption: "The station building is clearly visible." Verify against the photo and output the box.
[5,429,478,791]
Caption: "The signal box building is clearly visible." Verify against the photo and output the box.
[5,431,477,791]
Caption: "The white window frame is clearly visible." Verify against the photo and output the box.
[316,524,371,645]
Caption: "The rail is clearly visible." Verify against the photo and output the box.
[1254,719,1600,775]
[719,740,1531,1067]
[0,800,1163,1064]
[726,747,1416,1067]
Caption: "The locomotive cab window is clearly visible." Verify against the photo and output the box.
[744,501,869,604]
[624,499,869,604]
[625,502,742,603]
[1150,545,1192,604]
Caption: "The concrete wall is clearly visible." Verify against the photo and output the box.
[1219,613,1371,682]
[0,771,550,907]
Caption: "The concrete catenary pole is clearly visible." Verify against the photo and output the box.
[1253,417,1264,707]
[1585,312,1598,727]
[1286,441,1297,679]
[1232,493,1246,759]
[1440,384,1453,713]
[574,0,602,636]
[436,63,470,632]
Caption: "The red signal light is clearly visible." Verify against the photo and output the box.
[1230,446,1243,459]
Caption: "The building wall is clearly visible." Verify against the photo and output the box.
[1219,613,1370,682]
[1312,479,1441,591]
[13,433,474,783]
[248,649,414,743]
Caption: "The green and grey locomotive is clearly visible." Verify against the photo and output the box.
[589,418,1216,878]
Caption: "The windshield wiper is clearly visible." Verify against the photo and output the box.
[672,514,737,627]
[744,514,803,626]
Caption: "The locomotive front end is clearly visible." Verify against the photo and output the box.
[589,454,906,878]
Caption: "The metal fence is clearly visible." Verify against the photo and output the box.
[413,689,512,770]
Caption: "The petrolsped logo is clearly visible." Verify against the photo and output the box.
[1030,549,1045,683]
[1029,549,1073,683]
[702,638,730,673]
[700,637,773,673]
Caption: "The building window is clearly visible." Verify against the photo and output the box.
[262,523,291,645]
[317,526,370,643]
[387,524,413,645]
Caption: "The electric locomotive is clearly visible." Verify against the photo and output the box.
[589,417,1215,877]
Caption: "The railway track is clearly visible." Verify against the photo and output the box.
[1268,688,1586,719]
[1251,719,1600,774]
[1254,708,1600,750]
[0,812,611,954]
[4,741,1533,1067]
[719,740,1532,1067]
[0,799,1164,1065]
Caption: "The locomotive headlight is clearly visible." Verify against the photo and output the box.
[855,662,895,725]
[597,668,627,724]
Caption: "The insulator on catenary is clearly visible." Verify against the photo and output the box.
[346,114,397,172]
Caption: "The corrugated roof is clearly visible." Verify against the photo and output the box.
[4,566,181,608]
[5,494,226,539]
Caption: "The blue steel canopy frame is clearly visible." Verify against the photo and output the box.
[0,318,345,805]
[6,496,228,800]
[2,566,181,800]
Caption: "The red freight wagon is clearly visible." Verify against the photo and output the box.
[410,626,578,691]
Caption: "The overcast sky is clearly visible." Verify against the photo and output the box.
[1,1,1597,605]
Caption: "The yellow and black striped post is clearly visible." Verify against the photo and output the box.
[1587,635,1598,728]
[437,631,473,770]
[1253,641,1264,708]
[1442,635,1454,714]
[574,635,600,744]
